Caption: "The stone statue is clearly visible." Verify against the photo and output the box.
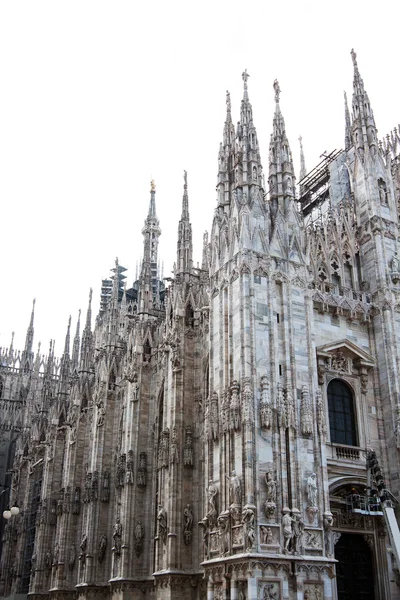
[98,534,107,563]
[170,425,180,464]
[126,450,134,484]
[138,452,147,487]
[392,252,399,273]
[112,518,122,556]
[291,509,305,554]
[273,79,281,103]
[265,471,277,503]
[183,426,193,466]
[157,505,167,544]
[183,503,194,545]
[68,543,76,571]
[260,525,273,545]
[230,380,240,431]
[226,470,241,505]
[206,483,218,528]
[282,508,294,553]
[101,471,110,502]
[72,486,81,514]
[130,377,139,402]
[199,517,209,558]
[97,401,105,427]
[79,533,87,563]
[217,510,230,556]
[116,454,126,488]
[134,521,144,557]
[307,473,318,507]
[323,511,334,557]
[242,505,255,551]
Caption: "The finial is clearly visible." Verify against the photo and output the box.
[226,90,231,113]
[242,69,249,88]
[350,48,357,68]
[273,79,281,103]
[151,179,156,192]
[184,169,187,188]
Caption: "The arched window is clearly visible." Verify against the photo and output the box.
[327,379,357,446]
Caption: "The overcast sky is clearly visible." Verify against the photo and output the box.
[0,0,399,355]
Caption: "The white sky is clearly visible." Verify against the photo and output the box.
[0,0,399,354]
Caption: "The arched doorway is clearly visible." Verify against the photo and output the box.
[335,533,375,599]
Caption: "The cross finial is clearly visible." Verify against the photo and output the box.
[242,69,249,87]
[273,79,281,102]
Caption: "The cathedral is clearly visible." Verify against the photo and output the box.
[1,49,400,600]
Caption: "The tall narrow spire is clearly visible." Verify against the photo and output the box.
[299,136,307,181]
[176,170,193,277]
[268,80,295,218]
[201,231,209,271]
[71,309,81,373]
[350,49,377,156]
[59,316,71,382]
[80,288,93,372]
[22,298,36,370]
[138,181,162,314]
[344,91,352,149]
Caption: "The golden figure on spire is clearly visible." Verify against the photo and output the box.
[151,179,156,192]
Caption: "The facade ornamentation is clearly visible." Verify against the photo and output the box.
[300,385,313,435]
[112,518,122,556]
[137,452,147,486]
[210,392,219,440]
[242,505,255,551]
[157,505,167,544]
[183,504,194,545]
[230,380,241,430]
[116,453,126,487]
[72,486,81,514]
[134,522,144,557]
[241,378,254,424]
[101,470,110,501]
[170,425,180,464]
[260,375,272,429]
[307,473,318,508]
[217,510,230,556]
[98,534,107,563]
[126,450,134,484]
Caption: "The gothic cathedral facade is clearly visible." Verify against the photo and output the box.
[1,51,400,600]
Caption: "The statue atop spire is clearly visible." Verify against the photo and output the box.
[242,69,249,88]
[226,90,231,114]
[299,136,307,181]
[151,179,156,192]
[273,79,281,103]
[350,48,357,69]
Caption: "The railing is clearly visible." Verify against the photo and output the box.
[330,444,362,462]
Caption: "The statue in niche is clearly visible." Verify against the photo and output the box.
[170,426,180,464]
[98,534,107,563]
[97,402,105,427]
[116,454,126,488]
[183,504,194,545]
[291,509,305,554]
[126,450,134,484]
[265,471,277,503]
[199,517,209,558]
[217,510,230,556]
[307,473,318,507]
[92,471,99,501]
[242,378,254,424]
[242,505,255,551]
[134,521,144,557]
[260,375,272,429]
[138,452,147,487]
[221,389,230,433]
[112,518,122,556]
[53,542,59,565]
[79,533,87,563]
[130,375,139,402]
[157,505,167,544]
[72,486,81,514]
[323,511,334,556]
[101,471,110,502]
[210,392,219,440]
[226,470,242,505]
[230,380,241,430]
[68,543,76,571]
[206,483,218,528]
[183,426,193,466]
[282,508,294,553]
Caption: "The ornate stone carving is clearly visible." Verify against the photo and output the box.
[304,529,322,549]
[291,508,305,554]
[134,521,144,556]
[112,518,122,555]
[260,375,272,429]
[98,534,107,563]
[183,503,194,545]
[330,349,348,372]
[258,581,280,599]
[183,426,193,466]
[304,583,323,600]
[92,470,99,501]
[307,473,318,507]
[276,383,286,428]
[285,383,296,429]
[158,429,170,469]
[79,533,87,563]
[138,452,147,486]
[221,387,230,433]
[126,450,134,484]
[301,385,313,435]
[63,485,71,513]
[49,499,57,525]
[170,425,180,464]
[316,389,327,437]
[260,525,274,545]
[130,376,140,402]
[84,471,92,503]
[242,505,255,552]
[101,471,110,501]
[157,505,167,544]
[306,505,319,525]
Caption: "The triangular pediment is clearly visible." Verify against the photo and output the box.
[316,338,375,368]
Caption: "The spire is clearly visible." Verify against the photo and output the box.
[268,79,295,218]
[350,49,377,156]
[22,298,36,370]
[176,170,193,277]
[9,332,15,359]
[202,231,209,271]
[71,309,81,373]
[63,316,71,357]
[344,91,352,149]
[138,182,162,315]
[59,316,71,383]
[80,289,93,372]
[299,136,307,181]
